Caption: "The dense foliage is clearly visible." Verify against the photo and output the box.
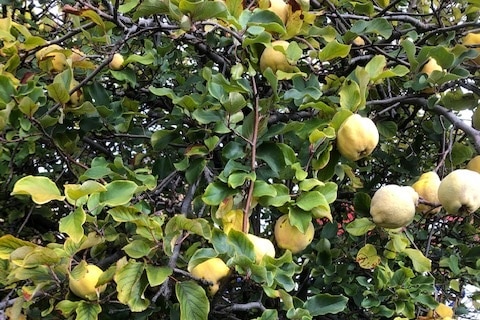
[1,0,480,319]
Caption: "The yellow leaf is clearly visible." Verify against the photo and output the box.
[435,303,453,318]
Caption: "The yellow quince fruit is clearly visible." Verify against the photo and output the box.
[336,114,379,161]
[267,0,289,24]
[370,185,419,229]
[274,214,314,254]
[69,263,107,300]
[109,53,125,70]
[467,155,480,173]
[438,169,480,215]
[246,233,275,263]
[188,257,230,295]
[412,171,441,215]
[259,40,293,74]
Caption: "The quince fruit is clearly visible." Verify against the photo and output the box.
[188,257,230,295]
[259,40,293,74]
[36,44,68,73]
[246,233,275,263]
[267,0,289,24]
[463,32,480,64]
[69,79,84,107]
[274,214,314,254]
[109,53,124,70]
[438,169,480,215]
[467,155,480,173]
[69,263,106,300]
[336,114,379,161]
[421,58,442,75]
[370,185,419,229]
[412,171,441,215]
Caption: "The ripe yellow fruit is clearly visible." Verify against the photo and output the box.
[36,44,68,73]
[267,0,288,24]
[274,214,314,254]
[245,233,275,263]
[109,53,124,70]
[463,32,480,63]
[259,40,293,74]
[412,171,441,215]
[189,257,230,295]
[69,264,106,300]
[421,58,442,75]
[467,155,480,173]
[438,169,480,215]
[435,303,454,318]
[352,36,365,46]
[472,108,480,130]
[336,114,379,161]
[370,185,419,229]
[69,79,84,107]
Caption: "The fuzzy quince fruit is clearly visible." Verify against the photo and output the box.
[68,79,84,107]
[467,155,480,173]
[109,53,124,70]
[259,40,293,74]
[274,214,314,254]
[463,32,480,63]
[36,44,68,73]
[421,58,442,75]
[69,263,106,300]
[246,234,275,263]
[267,0,289,24]
[412,171,441,215]
[337,114,379,161]
[189,257,230,295]
[370,185,419,229]
[438,169,480,215]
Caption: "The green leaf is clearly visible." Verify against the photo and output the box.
[227,171,256,188]
[64,181,107,201]
[133,0,169,19]
[123,239,153,258]
[319,40,351,61]
[11,175,65,204]
[47,82,70,104]
[18,96,39,117]
[0,235,37,259]
[59,207,86,243]
[145,265,172,287]
[288,206,312,233]
[253,180,277,198]
[100,180,138,207]
[55,300,79,318]
[404,248,431,273]
[304,293,348,316]
[248,10,286,35]
[75,301,102,320]
[377,121,398,138]
[296,191,328,211]
[227,229,255,262]
[114,259,150,312]
[365,55,387,79]
[345,218,376,236]
[166,215,212,240]
[339,79,361,111]
[176,280,210,320]
[202,182,237,206]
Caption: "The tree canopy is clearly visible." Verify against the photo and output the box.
[1,0,480,319]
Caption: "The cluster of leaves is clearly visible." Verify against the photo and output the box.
[2,0,480,319]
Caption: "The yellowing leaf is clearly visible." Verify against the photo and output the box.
[222,209,246,234]
[404,248,432,273]
[356,244,380,269]
[11,175,65,204]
